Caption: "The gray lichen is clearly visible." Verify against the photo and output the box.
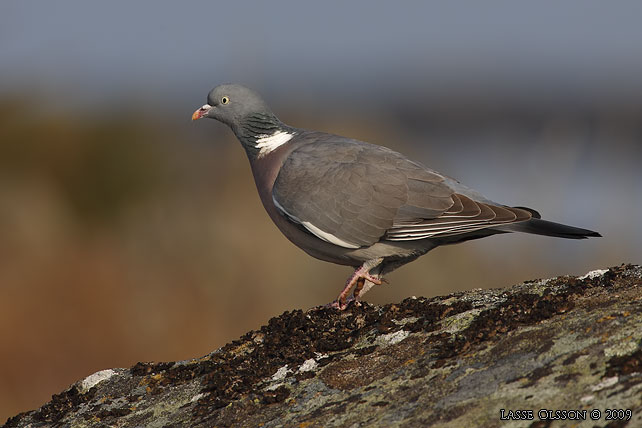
[3,264,641,428]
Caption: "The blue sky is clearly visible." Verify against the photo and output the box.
[3,1,642,108]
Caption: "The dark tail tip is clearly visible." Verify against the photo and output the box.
[507,218,601,239]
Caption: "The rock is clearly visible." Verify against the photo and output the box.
[3,264,642,428]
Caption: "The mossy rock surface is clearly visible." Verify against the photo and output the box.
[4,264,642,428]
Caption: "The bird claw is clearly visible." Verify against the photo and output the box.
[326,296,362,311]
[326,299,350,311]
[330,259,385,310]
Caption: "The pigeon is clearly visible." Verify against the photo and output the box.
[192,84,601,310]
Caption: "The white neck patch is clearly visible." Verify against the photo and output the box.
[255,131,293,157]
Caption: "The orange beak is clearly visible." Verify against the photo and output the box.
[192,104,211,120]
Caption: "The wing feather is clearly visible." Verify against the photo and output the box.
[272,133,533,248]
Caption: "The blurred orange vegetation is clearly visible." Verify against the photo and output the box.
[0,98,617,422]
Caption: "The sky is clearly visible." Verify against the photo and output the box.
[3,1,642,109]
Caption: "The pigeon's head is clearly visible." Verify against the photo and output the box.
[192,84,273,128]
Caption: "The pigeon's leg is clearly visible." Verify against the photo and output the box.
[330,258,384,310]
[353,275,384,302]
[351,277,367,303]
[352,261,388,303]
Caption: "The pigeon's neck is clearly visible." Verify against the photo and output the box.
[233,112,295,160]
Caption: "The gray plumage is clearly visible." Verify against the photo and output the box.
[193,84,601,309]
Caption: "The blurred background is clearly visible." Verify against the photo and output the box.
[1,0,641,422]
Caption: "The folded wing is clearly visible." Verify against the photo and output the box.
[272,134,532,248]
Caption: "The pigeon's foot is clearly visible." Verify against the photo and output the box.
[330,258,384,310]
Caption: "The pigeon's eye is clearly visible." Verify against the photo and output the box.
[221,96,229,105]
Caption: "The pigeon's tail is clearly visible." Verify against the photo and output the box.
[502,218,602,240]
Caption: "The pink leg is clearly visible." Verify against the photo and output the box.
[353,275,388,302]
[352,278,366,303]
[328,258,384,310]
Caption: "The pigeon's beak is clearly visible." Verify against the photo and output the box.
[192,104,212,120]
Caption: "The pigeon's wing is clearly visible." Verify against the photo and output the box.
[273,136,450,248]
[273,134,532,248]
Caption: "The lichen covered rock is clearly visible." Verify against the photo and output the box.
[4,264,642,428]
